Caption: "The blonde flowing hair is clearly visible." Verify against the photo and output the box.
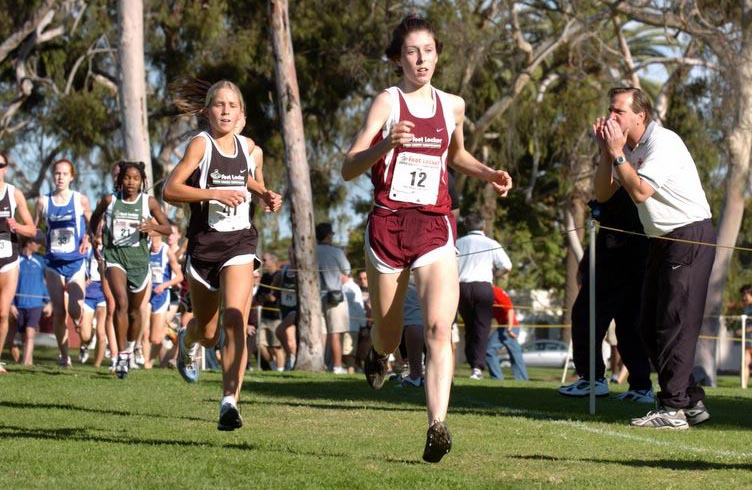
[170,77,246,116]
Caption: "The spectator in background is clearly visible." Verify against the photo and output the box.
[274,247,298,371]
[315,222,351,374]
[594,87,715,429]
[246,269,261,370]
[353,269,372,372]
[485,285,528,381]
[558,189,653,402]
[399,274,425,387]
[456,212,512,380]
[12,233,51,366]
[342,273,365,373]
[256,252,284,371]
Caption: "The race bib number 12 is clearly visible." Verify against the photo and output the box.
[389,152,441,205]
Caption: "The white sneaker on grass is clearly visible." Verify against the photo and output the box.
[115,353,129,379]
[558,376,608,397]
[684,400,710,426]
[469,368,483,380]
[177,328,199,383]
[79,345,89,365]
[614,388,655,404]
[630,408,688,429]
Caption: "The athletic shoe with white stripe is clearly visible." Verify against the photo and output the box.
[630,408,689,429]
[115,353,129,379]
[79,345,89,365]
[558,376,608,397]
[614,388,655,404]
[177,328,199,383]
[684,400,710,426]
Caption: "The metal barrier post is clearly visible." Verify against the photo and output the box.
[561,339,573,385]
[588,219,596,415]
[256,305,263,371]
[742,315,748,389]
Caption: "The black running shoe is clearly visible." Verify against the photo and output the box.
[422,420,452,463]
[217,402,243,431]
[364,347,389,390]
[684,400,710,426]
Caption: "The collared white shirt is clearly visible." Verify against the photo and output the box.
[456,230,512,283]
[623,122,711,236]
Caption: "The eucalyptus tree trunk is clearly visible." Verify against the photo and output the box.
[608,0,752,386]
[268,0,325,371]
[117,0,153,193]
[698,54,752,385]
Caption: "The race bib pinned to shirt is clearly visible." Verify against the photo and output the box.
[280,289,296,307]
[49,227,76,254]
[207,191,250,232]
[389,152,441,205]
[151,265,164,284]
[112,218,141,247]
[0,232,11,259]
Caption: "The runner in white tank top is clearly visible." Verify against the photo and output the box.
[164,79,282,431]
[0,151,37,374]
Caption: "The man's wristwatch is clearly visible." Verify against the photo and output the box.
[613,155,627,166]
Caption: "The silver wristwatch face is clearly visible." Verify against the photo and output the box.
[614,156,626,166]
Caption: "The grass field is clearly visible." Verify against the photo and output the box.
[1,349,751,489]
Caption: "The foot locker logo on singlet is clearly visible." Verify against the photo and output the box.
[389,152,441,205]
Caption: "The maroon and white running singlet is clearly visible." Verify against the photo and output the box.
[366,87,457,272]
[370,87,455,214]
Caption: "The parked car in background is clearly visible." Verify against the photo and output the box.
[499,339,573,369]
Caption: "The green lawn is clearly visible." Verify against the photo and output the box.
[1,350,751,489]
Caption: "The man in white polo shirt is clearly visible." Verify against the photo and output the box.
[593,87,715,429]
[456,212,512,380]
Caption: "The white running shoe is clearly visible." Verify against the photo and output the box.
[134,346,145,366]
[177,328,199,383]
[614,388,655,404]
[684,400,711,426]
[630,408,688,429]
[115,353,129,379]
[469,368,483,380]
[332,366,348,375]
[79,345,89,365]
[558,376,608,397]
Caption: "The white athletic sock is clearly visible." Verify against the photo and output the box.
[125,341,136,354]
[221,395,236,407]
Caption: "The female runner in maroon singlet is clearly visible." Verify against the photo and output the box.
[342,16,512,463]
